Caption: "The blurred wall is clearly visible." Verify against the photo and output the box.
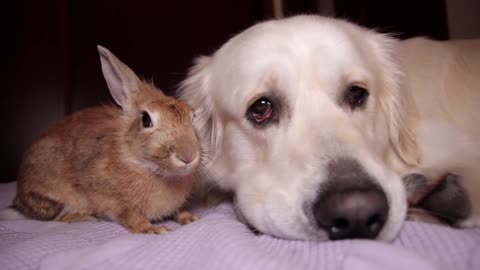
[3,0,266,182]
[446,0,480,39]
[2,0,478,182]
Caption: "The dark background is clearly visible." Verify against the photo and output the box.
[2,0,471,182]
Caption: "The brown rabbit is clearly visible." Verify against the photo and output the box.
[9,46,201,234]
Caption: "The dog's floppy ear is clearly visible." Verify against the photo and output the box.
[370,33,420,167]
[178,56,221,162]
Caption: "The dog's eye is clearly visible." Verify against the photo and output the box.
[345,85,369,110]
[247,98,275,126]
[142,111,153,128]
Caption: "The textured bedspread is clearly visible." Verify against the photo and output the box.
[1,182,479,270]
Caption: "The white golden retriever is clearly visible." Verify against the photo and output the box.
[179,15,480,241]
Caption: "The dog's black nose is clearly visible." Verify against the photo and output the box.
[313,158,389,240]
[313,187,388,240]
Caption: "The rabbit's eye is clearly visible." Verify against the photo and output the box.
[142,111,153,128]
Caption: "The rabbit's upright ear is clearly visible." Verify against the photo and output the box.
[97,45,141,109]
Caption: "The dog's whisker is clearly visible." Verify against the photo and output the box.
[200,153,213,162]
[199,152,214,164]
[194,167,212,182]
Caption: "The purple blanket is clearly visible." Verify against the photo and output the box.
[1,182,479,270]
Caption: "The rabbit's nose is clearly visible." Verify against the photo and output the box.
[173,149,199,166]
[176,153,195,164]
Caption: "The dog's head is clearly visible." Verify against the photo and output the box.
[180,15,419,241]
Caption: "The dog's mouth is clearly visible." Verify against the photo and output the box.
[235,199,391,241]
[232,197,260,234]
[234,191,388,241]
[230,158,406,241]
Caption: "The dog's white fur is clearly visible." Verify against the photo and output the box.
[180,15,480,240]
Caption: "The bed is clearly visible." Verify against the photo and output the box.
[0,181,479,270]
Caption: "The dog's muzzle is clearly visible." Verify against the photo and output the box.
[312,158,389,240]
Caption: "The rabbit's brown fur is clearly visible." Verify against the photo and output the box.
[12,46,201,234]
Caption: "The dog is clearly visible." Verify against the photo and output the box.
[179,15,480,241]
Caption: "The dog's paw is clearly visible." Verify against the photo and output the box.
[407,207,445,224]
[458,217,480,228]
[403,173,430,205]
[418,174,471,225]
